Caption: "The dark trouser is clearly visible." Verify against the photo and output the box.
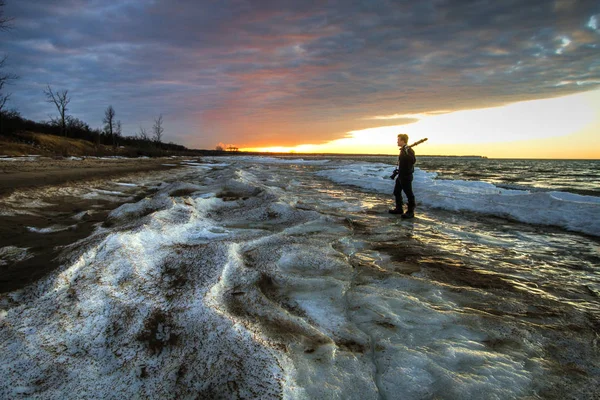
[393,175,415,210]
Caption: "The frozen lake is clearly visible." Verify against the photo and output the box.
[1,156,599,399]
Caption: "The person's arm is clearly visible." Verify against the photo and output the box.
[407,147,416,164]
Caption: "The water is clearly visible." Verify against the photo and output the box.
[0,156,599,399]
[313,156,600,236]
[295,155,600,197]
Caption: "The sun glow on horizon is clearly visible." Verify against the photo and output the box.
[241,89,600,158]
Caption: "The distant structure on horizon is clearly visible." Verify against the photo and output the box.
[421,155,487,159]
[214,144,239,152]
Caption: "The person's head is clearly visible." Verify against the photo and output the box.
[397,133,408,146]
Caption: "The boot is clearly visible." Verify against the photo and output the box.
[389,204,404,214]
[401,204,415,219]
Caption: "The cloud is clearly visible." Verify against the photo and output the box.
[1,0,599,148]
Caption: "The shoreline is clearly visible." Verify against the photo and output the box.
[0,156,185,196]
[0,158,189,293]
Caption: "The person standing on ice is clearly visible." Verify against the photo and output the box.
[389,133,416,218]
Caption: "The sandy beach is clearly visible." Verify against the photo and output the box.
[0,156,186,292]
[0,156,185,195]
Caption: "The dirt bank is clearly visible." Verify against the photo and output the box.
[0,156,190,292]
[0,156,184,195]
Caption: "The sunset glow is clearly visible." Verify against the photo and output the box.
[3,1,600,159]
[242,89,600,158]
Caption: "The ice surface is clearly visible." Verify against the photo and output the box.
[114,182,138,187]
[1,175,287,398]
[0,246,33,266]
[26,224,76,233]
[182,161,230,168]
[1,157,598,399]
[211,156,330,165]
[316,162,600,236]
[347,276,533,399]
[0,155,41,161]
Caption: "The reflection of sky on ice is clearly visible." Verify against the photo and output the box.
[1,157,598,398]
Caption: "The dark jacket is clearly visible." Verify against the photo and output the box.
[398,145,416,178]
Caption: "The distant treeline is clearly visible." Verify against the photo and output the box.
[0,109,189,153]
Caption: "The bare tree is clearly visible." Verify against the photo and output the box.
[103,105,115,145]
[115,120,122,137]
[0,56,13,110]
[0,2,16,132]
[137,126,149,141]
[0,59,11,113]
[44,85,70,136]
[113,120,122,153]
[152,114,164,144]
[0,1,13,30]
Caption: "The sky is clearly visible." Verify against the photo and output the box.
[1,0,599,158]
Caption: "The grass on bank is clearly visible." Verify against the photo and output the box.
[0,131,198,157]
